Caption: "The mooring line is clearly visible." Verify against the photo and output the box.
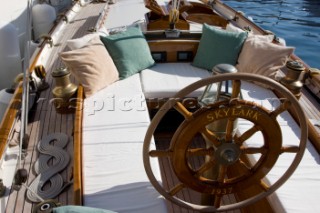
[27,133,71,202]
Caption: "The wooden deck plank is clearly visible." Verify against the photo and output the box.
[5,86,47,212]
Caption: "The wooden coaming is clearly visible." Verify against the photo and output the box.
[148,39,199,62]
[73,85,83,206]
[145,12,190,30]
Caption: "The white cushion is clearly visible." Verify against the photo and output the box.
[140,63,212,98]
[83,74,150,144]
[82,74,167,212]
[83,141,166,213]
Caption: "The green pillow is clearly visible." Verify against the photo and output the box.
[100,27,155,79]
[192,23,248,71]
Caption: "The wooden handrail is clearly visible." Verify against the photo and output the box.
[0,82,23,158]
[73,85,84,205]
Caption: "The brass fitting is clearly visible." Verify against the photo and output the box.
[57,13,68,23]
[39,34,53,48]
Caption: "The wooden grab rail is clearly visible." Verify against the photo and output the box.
[0,82,23,158]
[73,85,84,205]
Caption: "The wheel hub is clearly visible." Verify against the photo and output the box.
[215,143,240,165]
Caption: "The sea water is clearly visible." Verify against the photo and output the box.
[223,0,320,69]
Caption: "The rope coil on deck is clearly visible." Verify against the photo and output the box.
[27,133,72,202]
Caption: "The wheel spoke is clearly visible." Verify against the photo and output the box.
[200,127,221,147]
[169,183,185,196]
[196,159,217,177]
[259,180,269,192]
[174,101,193,120]
[241,147,267,154]
[235,125,261,145]
[225,79,241,142]
[214,195,222,208]
[239,159,252,172]
[281,145,300,153]
[225,118,236,142]
[270,99,291,118]
[217,165,228,183]
[231,80,241,99]
[149,149,172,157]
[187,147,214,157]
[213,165,227,208]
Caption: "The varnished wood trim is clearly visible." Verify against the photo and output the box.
[148,40,199,62]
[210,0,266,34]
[73,85,84,205]
[0,82,23,158]
[307,121,320,152]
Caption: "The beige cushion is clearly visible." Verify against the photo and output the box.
[66,27,109,50]
[226,23,245,33]
[60,36,119,97]
[236,34,294,78]
[67,33,99,50]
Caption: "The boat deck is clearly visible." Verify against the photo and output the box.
[5,2,107,212]
[2,0,319,212]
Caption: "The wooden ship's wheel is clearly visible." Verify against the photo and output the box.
[143,73,308,212]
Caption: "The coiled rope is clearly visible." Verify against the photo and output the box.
[169,9,180,25]
[27,133,71,202]
[169,0,181,29]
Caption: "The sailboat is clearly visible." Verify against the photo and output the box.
[0,0,319,212]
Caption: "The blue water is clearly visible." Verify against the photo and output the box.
[223,0,320,68]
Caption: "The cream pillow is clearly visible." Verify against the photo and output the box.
[66,27,109,50]
[236,34,294,79]
[226,23,245,33]
[66,33,99,50]
[60,36,119,97]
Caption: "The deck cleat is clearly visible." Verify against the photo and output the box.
[32,199,61,213]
